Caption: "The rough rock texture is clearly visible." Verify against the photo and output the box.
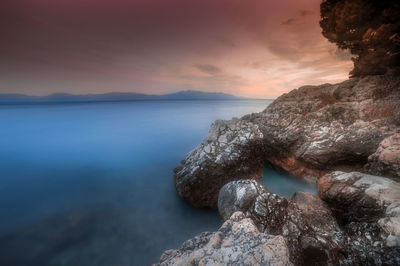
[365,133,400,179]
[160,173,400,265]
[216,173,400,265]
[218,180,288,234]
[318,171,400,265]
[218,180,344,265]
[246,75,400,182]
[174,74,400,207]
[174,118,264,207]
[155,212,293,266]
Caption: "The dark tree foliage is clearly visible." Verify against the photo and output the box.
[320,0,400,77]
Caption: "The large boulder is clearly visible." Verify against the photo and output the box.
[318,171,400,265]
[218,180,344,265]
[154,212,293,266]
[218,180,288,234]
[174,75,400,207]
[174,118,264,207]
[365,133,400,179]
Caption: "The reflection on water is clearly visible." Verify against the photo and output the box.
[0,100,274,266]
[260,165,317,198]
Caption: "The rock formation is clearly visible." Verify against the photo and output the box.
[167,73,400,264]
[218,180,344,265]
[212,173,400,265]
[174,118,264,207]
[155,211,293,266]
[365,133,400,178]
[318,171,400,265]
[174,74,400,207]
[218,179,288,235]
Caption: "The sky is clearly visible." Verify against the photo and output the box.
[0,0,353,98]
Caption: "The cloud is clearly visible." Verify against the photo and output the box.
[281,18,297,25]
[216,36,236,48]
[193,64,222,75]
[299,10,314,16]
[0,0,352,98]
[281,9,315,26]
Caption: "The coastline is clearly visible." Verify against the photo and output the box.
[157,74,400,265]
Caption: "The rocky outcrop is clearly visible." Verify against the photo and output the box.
[218,180,288,235]
[218,180,344,265]
[155,211,293,266]
[365,134,400,179]
[318,171,400,265]
[210,173,400,265]
[246,74,400,182]
[174,74,400,207]
[174,118,264,207]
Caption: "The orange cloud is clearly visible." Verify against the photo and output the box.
[0,0,353,97]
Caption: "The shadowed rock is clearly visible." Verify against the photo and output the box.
[218,180,288,235]
[318,171,400,265]
[174,118,264,207]
[365,133,400,179]
[218,180,344,265]
[162,172,400,265]
[216,173,400,265]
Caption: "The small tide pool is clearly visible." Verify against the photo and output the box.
[260,165,317,198]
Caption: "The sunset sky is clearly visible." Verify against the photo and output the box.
[0,0,353,98]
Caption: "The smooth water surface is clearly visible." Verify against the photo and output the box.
[260,166,317,198]
[0,99,314,266]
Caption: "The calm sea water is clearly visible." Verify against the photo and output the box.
[0,100,315,266]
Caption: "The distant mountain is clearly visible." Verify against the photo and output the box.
[0,90,246,103]
[162,91,242,100]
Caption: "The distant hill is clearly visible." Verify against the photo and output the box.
[0,90,247,103]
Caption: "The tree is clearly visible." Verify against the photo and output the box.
[320,0,400,77]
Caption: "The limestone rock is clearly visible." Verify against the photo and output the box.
[218,180,288,234]
[246,75,400,182]
[318,171,400,265]
[218,180,344,265]
[174,119,264,207]
[174,75,400,207]
[218,173,400,265]
[365,133,400,179]
[163,172,400,265]
[154,212,293,266]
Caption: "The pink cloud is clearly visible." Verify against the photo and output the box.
[0,0,352,97]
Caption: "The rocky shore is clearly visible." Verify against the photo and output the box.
[157,172,400,265]
[158,74,400,265]
[174,74,400,208]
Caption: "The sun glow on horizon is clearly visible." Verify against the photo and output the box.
[0,0,353,98]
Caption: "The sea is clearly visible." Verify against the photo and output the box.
[0,100,315,265]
